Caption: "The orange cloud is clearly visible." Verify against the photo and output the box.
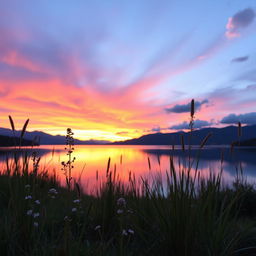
[0,75,178,141]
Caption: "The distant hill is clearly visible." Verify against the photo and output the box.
[112,125,256,145]
[1,125,256,146]
[0,134,38,147]
[0,128,109,145]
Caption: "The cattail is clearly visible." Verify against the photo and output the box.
[8,115,15,131]
[8,115,16,146]
[200,133,212,149]
[190,99,195,118]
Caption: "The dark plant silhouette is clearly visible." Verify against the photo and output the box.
[61,128,75,189]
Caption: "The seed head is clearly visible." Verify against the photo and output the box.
[190,99,195,118]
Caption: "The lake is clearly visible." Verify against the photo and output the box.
[1,145,256,193]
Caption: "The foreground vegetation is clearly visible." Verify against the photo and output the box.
[1,148,256,256]
[1,110,256,255]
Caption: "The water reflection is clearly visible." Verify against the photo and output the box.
[0,145,256,193]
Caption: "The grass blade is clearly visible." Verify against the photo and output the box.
[20,119,29,140]
[8,115,15,131]
[200,133,212,149]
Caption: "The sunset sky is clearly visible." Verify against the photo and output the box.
[0,0,256,141]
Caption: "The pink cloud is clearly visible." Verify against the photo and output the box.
[225,8,255,39]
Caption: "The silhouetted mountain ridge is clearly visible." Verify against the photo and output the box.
[0,128,109,145]
[0,134,38,146]
[1,125,256,146]
[112,125,256,145]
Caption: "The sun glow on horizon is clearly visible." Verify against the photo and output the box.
[24,127,142,142]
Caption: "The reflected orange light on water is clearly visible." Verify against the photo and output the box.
[1,145,256,194]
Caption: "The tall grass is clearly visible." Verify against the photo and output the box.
[1,115,256,255]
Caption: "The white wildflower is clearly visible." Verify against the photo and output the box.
[34,222,39,227]
[25,195,32,200]
[33,212,40,218]
[73,199,80,204]
[122,229,128,236]
[117,197,126,207]
[48,188,58,194]
[128,229,134,235]
[94,225,101,231]
[72,207,77,212]
[27,209,33,216]
[35,200,40,205]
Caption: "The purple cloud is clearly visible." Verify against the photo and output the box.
[169,119,212,130]
[165,99,208,113]
[226,8,255,38]
[220,112,256,125]
[231,56,249,62]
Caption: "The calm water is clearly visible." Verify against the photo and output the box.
[1,145,256,193]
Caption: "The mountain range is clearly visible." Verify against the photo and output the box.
[0,128,108,145]
[0,125,256,146]
[112,125,256,145]
[0,134,38,147]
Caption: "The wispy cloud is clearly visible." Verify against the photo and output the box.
[231,56,249,63]
[169,119,212,130]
